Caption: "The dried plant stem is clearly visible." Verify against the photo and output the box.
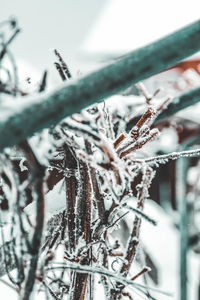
[64,145,78,251]
[0,28,20,60]
[86,141,106,224]
[71,158,92,300]
[19,141,45,300]
[119,130,159,158]
[101,247,111,300]
[130,267,150,281]
[54,49,72,79]
[111,168,153,299]
[85,142,110,298]
[135,82,152,104]
[38,70,48,93]
[54,62,67,82]
[121,169,152,275]
[21,179,44,300]
[89,168,106,222]
[1,21,200,150]
[0,241,18,277]
[114,133,127,149]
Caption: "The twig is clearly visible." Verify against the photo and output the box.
[135,82,152,104]
[131,147,200,166]
[119,129,159,158]
[131,266,151,281]
[119,168,152,276]
[21,176,44,300]
[48,263,172,297]
[112,167,154,299]
[0,28,20,60]
[54,49,72,79]
[54,62,67,82]
[119,203,157,226]
[62,121,100,142]
[38,70,48,93]
[64,144,78,252]
[18,141,45,300]
[71,155,92,300]
[85,141,106,224]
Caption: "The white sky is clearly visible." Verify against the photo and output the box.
[2,0,200,75]
[83,0,200,58]
[1,0,107,76]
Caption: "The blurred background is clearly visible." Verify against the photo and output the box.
[1,0,200,83]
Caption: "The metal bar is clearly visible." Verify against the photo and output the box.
[156,87,200,123]
[0,20,200,150]
[176,137,200,300]
[127,86,200,131]
[177,156,188,300]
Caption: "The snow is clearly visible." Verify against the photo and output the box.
[24,179,66,225]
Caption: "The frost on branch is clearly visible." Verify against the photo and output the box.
[0,82,169,299]
[1,21,200,300]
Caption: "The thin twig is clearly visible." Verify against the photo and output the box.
[48,263,172,297]
[38,70,48,93]
[86,141,106,224]
[0,28,20,60]
[131,266,151,281]
[54,49,72,79]
[18,141,45,300]
[132,147,200,166]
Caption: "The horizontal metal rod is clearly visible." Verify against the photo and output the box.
[0,20,200,150]
[156,86,200,123]
[126,87,200,131]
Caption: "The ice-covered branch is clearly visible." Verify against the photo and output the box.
[48,263,172,297]
[0,20,200,151]
[18,141,45,300]
[121,204,157,226]
[132,148,200,166]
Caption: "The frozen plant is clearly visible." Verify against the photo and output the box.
[0,17,200,300]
